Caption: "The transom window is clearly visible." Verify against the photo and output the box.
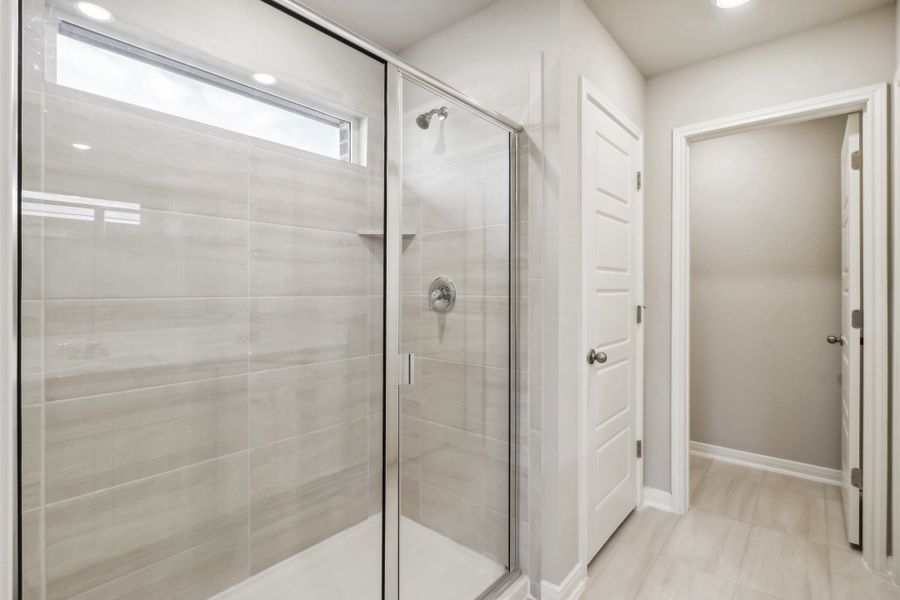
[55,21,352,161]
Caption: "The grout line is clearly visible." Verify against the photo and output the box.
[628,515,676,599]
[417,481,508,521]
[43,447,251,508]
[37,96,48,600]
[732,508,754,595]
[405,413,510,446]
[414,221,512,237]
[40,416,370,508]
[245,161,252,579]
[29,192,376,237]
[39,402,47,600]
[416,355,513,372]
[42,356,372,406]
[41,294,379,302]
[63,527,248,600]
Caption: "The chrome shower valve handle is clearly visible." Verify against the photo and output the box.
[428,275,456,313]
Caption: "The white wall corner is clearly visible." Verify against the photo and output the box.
[540,562,587,600]
[496,574,534,600]
[641,486,676,512]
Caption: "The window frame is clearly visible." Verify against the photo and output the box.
[55,20,354,162]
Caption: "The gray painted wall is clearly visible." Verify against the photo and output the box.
[690,117,845,470]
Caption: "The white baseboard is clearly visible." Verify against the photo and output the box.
[496,574,532,600]
[641,486,676,512]
[540,563,586,600]
[691,441,841,485]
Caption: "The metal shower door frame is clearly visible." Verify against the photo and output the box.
[384,66,523,600]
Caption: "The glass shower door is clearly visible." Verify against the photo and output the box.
[397,77,514,600]
[18,1,386,599]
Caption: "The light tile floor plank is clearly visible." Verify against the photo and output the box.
[753,485,828,544]
[829,546,900,600]
[582,462,900,600]
[691,453,713,471]
[635,555,736,600]
[692,470,760,522]
[762,471,825,498]
[738,526,831,600]
[660,508,750,583]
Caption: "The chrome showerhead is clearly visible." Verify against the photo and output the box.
[416,106,449,130]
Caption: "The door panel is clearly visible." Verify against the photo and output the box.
[591,292,631,344]
[582,94,641,560]
[840,113,862,546]
[398,77,512,600]
[592,361,630,426]
[594,216,630,271]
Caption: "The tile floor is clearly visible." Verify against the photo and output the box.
[583,455,900,600]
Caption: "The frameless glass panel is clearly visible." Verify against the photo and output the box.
[18,1,385,599]
[398,78,512,600]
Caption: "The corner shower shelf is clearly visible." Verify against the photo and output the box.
[356,229,417,238]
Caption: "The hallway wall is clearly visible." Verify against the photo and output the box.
[643,4,895,492]
[690,117,845,470]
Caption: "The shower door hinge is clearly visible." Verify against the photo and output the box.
[636,171,642,191]
[851,150,862,171]
[400,353,415,386]
[636,305,647,324]
[851,467,862,489]
[636,440,643,458]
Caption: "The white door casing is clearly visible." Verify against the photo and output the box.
[840,113,862,546]
[580,79,643,561]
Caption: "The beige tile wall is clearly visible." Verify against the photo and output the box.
[20,71,385,599]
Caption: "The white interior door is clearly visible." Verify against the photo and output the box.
[840,113,862,546]
[582,91,641,560]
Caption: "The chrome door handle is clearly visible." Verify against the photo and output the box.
[826,335,845,346]
[587,349,608,364]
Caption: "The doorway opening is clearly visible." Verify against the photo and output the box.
[669,85,890,573]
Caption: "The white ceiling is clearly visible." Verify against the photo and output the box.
[586,0,893,76]
[297,0,499,52]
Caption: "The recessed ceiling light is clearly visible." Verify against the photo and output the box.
[252,73,277,85]
[75,2,112,21]
[714,0,751,7]
[72,143,91,151]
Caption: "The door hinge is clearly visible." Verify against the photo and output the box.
[400,353,415,386]
[851,309,863,329]
[636,440,643,458]
[636,304,647,324]
[636,171,642,191]
[851,150,862,171]
[851,467,862,489]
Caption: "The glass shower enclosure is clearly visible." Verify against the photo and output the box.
[12,1,520,599]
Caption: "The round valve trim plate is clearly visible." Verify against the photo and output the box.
[429,275,457,313]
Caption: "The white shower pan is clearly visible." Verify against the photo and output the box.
[212,515,506,600]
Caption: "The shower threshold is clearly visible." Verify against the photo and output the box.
[211,515,506,599]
